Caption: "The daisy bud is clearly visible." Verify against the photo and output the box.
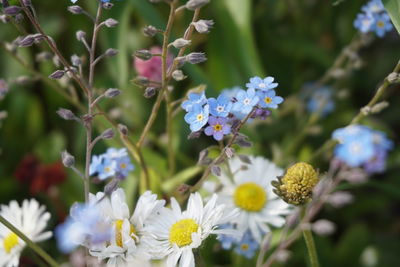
[4,6,22,16]
[61,150,75,167]
[186,0,209,11]
[67,5,83,14]
[49,70,66,79]
[76,30,86,42]
[185,52,207,64]
[134,49,152,61]
[56,108,79,121]
[171,38,191,49]
[105,48,118,57]
[143,25,158,37]
[272,162,319,205]
[71,54,81,66]
[101,128,115,139]
[18,35,35,47]
[192,19,214,34]
[144,87,156,98]
[104,18,118,28]
[118,124,128,136]
[172,70,186,81]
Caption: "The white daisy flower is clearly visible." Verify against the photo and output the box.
[206,156,292,243]
[0,199,52,267]
[88,189,165,267]
[145,193,238,267]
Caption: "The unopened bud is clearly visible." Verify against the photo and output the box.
[211,165,221,176]
[104,18,118,28]
[101,128,115,139]
[105,48,118,57]
[143,25,158,37]
[144,87,156,98]
[49,70,66,79]
[387,72,400,84]
[22,0,32,6]
[105,88,121,98]
[371,101,389,114]
[18,35,35,47]
[15,76,31,85]
[56,108,79,121]
[36,52,52,62]
[118,124,128,136]
[132,76,149,87]
[185,52,206,64]
[192,19,214,34]
[14,13,23,23]
[102,2,114,9]
[67,5,83,14]
[225,147,235,158]
[172,70,186,81]
[171,38,191,49]
[76,30,86,41]
[134,49,152,60]
[61,150,75,167]
[71,54,81,66]
[4,6,22,16]
[186,0,209,11]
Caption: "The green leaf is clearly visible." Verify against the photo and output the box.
[383,0,400,34]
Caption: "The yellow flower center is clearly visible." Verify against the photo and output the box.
[169,219,199,247]
[234,182,267,212]
[196,114,204,121]
[264,97,272,104]
[240,243,249,251]
[377,21,385,28]
[213,123,222,132]
[120,163,127,169]
[104,166,111,173]
[3,232,19,254]
[115,219,136,248]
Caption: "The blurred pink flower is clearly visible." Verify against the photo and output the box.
[134,46,173,82]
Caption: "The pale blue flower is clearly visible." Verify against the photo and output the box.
[90,148,134,180]
[234,231,259,259]
[56,203,111,253]
[257,89,284,109]
[208,94,233,117]
[354,13,375,33]
[334,137,375,167]
[306,86,335,116]
[181,91,207,112]
[232,89,259,115]
[372,13,393,37]
[246,76,278,91]
[184,104,209,132]
[362,0,385,14]
[204,116,231,141]
[216,224,237,250]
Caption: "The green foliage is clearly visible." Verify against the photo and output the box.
[383,0,400,34]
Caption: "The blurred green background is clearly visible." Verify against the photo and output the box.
[0,0,400,266]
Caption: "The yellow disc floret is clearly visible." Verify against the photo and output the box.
[234,182,267,212]
[275,162,319,205]
[3,232,19,254]
[115,219,136,247]
[169,219,199,247]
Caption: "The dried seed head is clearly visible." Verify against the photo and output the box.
[272,162,319,205]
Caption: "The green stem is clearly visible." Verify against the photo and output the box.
[302,228,320,267]
[0,215,58,267]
